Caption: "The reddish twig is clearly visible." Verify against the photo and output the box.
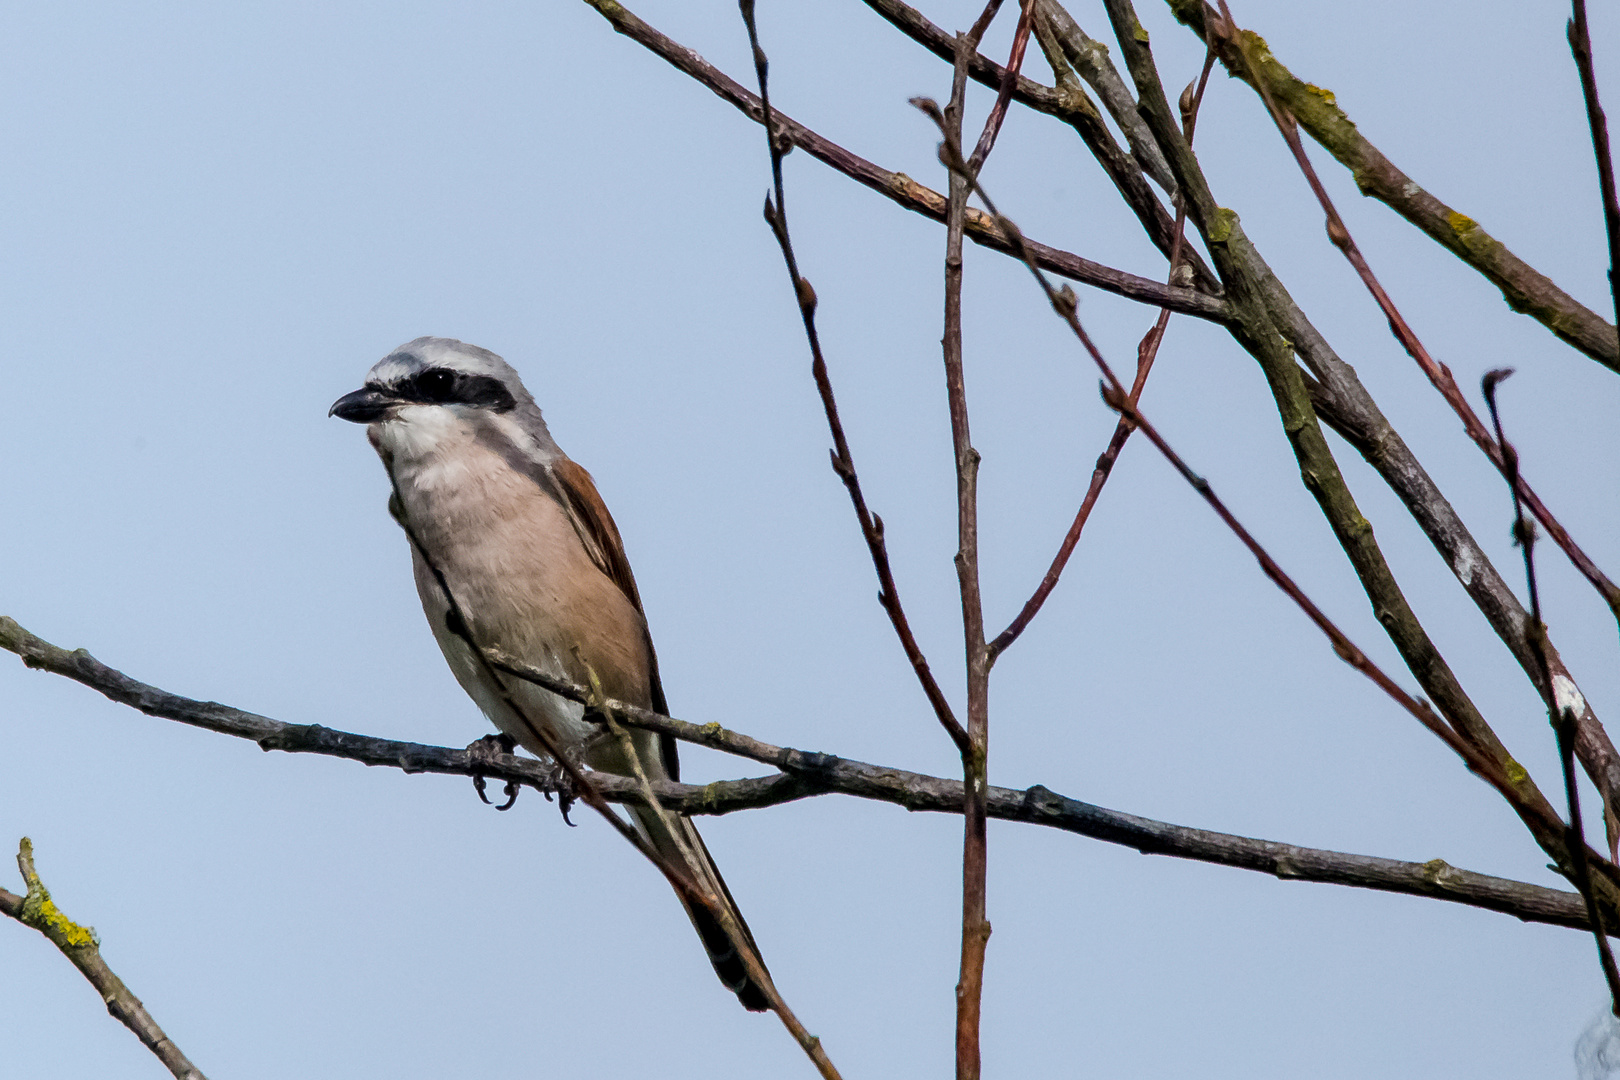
[941,6,1018,1071]
[1482,369,1620,1015]
[1568,1,1620,354]
[739,0,970,761]
[1206,1,1620,632]
[966,0,1036,174]
[990,45,1216,661]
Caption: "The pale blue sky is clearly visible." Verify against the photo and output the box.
[3,1,1618,1076]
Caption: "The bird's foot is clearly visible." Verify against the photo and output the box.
[467,733,520,811]
[538,756,578,827]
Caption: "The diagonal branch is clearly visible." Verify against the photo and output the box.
[576,0,1226,320]
[2,839,207,1080]
[1095,0,1614,905]
[1167,0,1620,373]
[1,616,1608,938]
[1204,0,1620,638]
[1036,0,1175,192]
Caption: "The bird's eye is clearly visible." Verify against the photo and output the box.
[415,369,456,402]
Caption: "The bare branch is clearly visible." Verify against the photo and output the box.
[575,0,1226,319]
[1095,0,1609,901]
[3,839,207,1080]
[0,617,1605,939]
[1303,367,1620,857]
[1205,0,1620,641]
[1036,0,1176,193]
[938,15,1001,1074]
[1168,0,1620,372]
[990,44,1212,661]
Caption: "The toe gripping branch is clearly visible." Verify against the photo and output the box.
[468,733,521,811]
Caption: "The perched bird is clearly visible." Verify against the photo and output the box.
[331,336,770,1011]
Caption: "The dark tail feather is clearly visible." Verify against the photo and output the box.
[637,807,772,1012]
[687,893,772,1012]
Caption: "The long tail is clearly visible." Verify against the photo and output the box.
[633,805,772,1012]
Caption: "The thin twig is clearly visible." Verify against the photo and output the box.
[1482,370,1620,1015]
[990,45,1214,661]
[1207,0,1620,633]
[2,839,206,1080]
[577,0,1226,319]
[738,0,969,761]
[940,10,1005,1073]
[911,99,1611,884]
[1568,0,1620,359]
[1,617,1608,936]
[1167,0,1619,372]
[966,0,1036,174]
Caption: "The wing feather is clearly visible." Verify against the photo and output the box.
[550,457,678,779]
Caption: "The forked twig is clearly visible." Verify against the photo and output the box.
[2,839,207,1080]
[990,45,1215,661]
[1481,369,1620,1015]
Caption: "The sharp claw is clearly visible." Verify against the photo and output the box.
[467,733,516,810]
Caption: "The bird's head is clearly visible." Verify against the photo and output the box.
[329,337,535,426]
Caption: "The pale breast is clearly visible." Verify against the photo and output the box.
[375,406,653,758]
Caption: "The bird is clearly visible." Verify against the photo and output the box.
[330,336,770,1012]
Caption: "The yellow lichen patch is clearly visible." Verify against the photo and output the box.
[1207,207,1239,243]
[1505,758,1529,785]
[17,840,97,952]
[1304,83,1337,107]
[1420,858,1453,883]
[1447,211,1478,237]
[1239,29,1275,68]
[700,721,723,738]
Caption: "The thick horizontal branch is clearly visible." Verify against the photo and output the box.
[0,616,1602,937]
[577,0,1228,321]
[1168,0,1620,372]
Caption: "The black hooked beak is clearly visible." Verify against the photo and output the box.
[329,387,395,423]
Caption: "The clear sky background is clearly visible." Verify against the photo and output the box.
[3,1,1618,1076]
